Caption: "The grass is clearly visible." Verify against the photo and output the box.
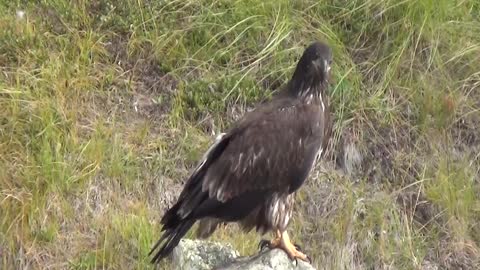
[1,0,479,269]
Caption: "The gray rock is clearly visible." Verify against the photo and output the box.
[172,239,316,270]
[216,249,316,270]
[172,239,240,270]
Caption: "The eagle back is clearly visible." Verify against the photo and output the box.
[199,94,329,201]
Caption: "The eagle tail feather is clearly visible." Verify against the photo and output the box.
[160,203,181,229]
[150,133,232,264]
[149,218,196,264]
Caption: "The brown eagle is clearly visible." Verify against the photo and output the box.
[150,41,333,264]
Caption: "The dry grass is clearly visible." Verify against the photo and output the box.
[1,0,479,269]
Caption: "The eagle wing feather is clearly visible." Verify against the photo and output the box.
[201,98,325,202]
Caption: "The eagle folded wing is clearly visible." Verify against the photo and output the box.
[199,101,324,203]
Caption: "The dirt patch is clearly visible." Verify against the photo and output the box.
[396,191,439,228]
[145,175,184,214]
[433,238,480,269]
[301,170,347,220]
[450,111,480,168]
[31,4,68,35]
[334,125,363,179]
[331,115,422,188]
[104,35,179,122]
[361,121,421,186]
[131,72,178,121]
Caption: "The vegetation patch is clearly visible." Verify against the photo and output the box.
[1,0,479,269]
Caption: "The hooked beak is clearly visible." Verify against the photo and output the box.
[312,59,331,82]
[312,60,321,73]
[324,60,331,74]
[321,59,333,84]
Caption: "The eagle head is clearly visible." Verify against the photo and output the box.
[300,41,332,82]
[289,41,332,96]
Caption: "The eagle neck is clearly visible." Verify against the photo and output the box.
[287,77,327,101]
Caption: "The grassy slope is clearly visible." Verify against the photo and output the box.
[1,0,479,269]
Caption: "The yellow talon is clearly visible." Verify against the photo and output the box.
[278,231,309,262]
[259,230,310,263]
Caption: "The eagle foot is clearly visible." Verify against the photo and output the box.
[259,231,311,263]
[283,242,311,264]
[258,237,282,251]
[279,231,311,264]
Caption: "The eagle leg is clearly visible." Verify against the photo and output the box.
[278,231,311,263]
[258,230,310,263]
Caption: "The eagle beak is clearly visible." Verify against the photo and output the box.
[327,67,335,85]
[312,60,321,73]
[323,59,334,84]
[312,59,331,82]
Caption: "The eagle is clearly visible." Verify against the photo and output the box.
[149,41,333,264]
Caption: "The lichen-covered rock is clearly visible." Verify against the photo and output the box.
[172,239,316,270]
[172,239,240,270]
[216,249,316,270]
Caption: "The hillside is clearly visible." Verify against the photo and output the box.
[1,1,479,269]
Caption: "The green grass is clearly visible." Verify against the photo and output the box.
[1,0,479,269]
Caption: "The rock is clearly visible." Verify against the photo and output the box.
[172,239,239,270]
[172,239,316,270]
[215,249,316,270]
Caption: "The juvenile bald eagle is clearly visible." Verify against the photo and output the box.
[150,41,333,263]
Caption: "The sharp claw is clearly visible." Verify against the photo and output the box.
[306,255,312,263]
[294,257,298,266]
[258,239,270,251]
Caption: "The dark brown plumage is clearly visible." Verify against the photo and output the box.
[149,41,333,264]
